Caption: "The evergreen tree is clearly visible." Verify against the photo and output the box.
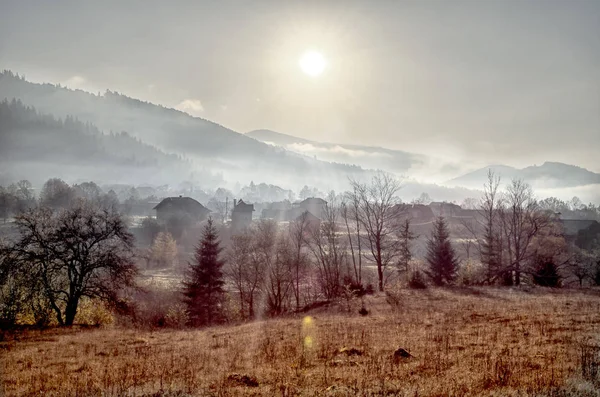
[397,219,417,274]
[183,218,225,326]
[425,216,459,285]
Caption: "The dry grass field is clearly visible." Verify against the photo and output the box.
[2,288,600,396]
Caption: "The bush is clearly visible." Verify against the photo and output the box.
[456,260,486,286]
[408,271,427,289]
[593,262,600,286]
[342,276,375,297]
[533,257,561,287]
[126,281,187,328]
[0,278,26,329]
[75,299,114,326]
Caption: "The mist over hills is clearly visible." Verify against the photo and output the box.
[0,98,203,186]
[449,163,600,189]
[247,129,427,175]
[1,70,598,204]
[0,71,368,191]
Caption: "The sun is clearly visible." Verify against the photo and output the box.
[299,50,327,77]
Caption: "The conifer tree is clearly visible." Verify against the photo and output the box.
[183,218,225,326]
[397,218,417,274]
[425,216,459,285]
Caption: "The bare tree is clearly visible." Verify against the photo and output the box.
[6,202,137,325]
[308,195,348,299]
[0,186,15,223]
[225,221,276,319]
[40,178,75,209]
[253,219,278,317]
[341,187,363,284]
[288,212,311,310]
[479,170,504,282]
[12,180,35,212]
[350,173,404,291]
[500,179,551,285]
[214,198,230,224]
[266,234,293,315]
[225,231,256,318]
[73,181,102,202]
[149,231,178,268]
[226,232,251,318]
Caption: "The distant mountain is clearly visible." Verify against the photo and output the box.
[0,71,369,190]
[247,129,426,175]
[448,162,600,189]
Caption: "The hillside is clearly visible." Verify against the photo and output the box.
[0,99,201,185]
[0,71,368,190]
[449,162,600,189]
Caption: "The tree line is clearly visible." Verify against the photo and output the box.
[1,171,599,328]
[463,171,600,287]
[0,98,186,168]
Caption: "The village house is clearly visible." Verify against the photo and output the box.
[294,197,327,219]
[153,196,211,224]
[560,219,600,243]
[231,199,254,231]
[261,200,292,222]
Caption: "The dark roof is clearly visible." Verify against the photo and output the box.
[300,197,327,205]
[153,197,210,213]
[233,199,254,212]
[560,219,600,236]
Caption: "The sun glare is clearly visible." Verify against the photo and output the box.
[299,50,326,77]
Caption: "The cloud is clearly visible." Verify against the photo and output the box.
[63,75,86,88]
[176,99,204,115]
[286,143,392,159]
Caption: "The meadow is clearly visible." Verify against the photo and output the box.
[1,287,600,397]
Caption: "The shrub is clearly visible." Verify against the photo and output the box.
[456,260,486,286]
[408,271,427,289]
[342,276,375,297]
[75,299,114,326]
[533,257,561,287]
[125,281,186,328]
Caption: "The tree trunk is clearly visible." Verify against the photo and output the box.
[64,296,80,326]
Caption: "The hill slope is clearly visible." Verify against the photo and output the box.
[0,99,200,185]
[0,71,368,190]
[449,162,600,189]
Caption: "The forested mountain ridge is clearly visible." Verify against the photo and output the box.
[0,70,369,189]
[0,99,198,185]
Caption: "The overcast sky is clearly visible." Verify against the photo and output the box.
[1,0,599,171]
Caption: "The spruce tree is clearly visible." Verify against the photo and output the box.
[183,218,225,326]
[397,219,417,274]
[425,216,459,285]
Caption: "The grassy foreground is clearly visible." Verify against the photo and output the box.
[1,288,600,396]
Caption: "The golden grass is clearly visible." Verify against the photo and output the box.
[2,288,600,396]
